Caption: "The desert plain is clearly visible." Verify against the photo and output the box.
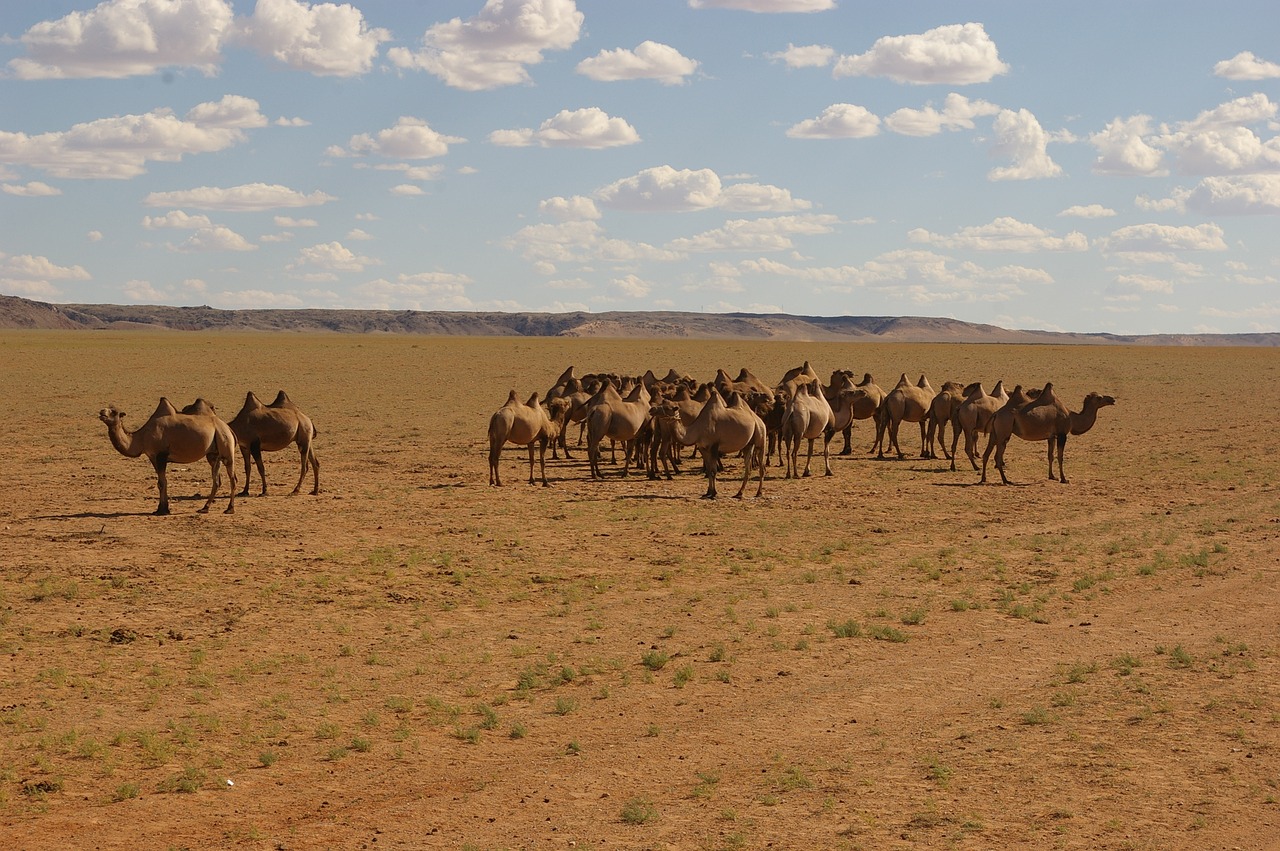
[0,330,1278,850]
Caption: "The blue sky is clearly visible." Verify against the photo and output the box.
[2,0,1278,334]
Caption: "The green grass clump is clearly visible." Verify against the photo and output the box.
[620,797,659,825]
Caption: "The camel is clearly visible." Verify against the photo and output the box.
[228,390,320,496]
[982,383,1111,484]
[782,379,834,479]
[830,373,885,456]
[585,380,652,479]
[948,380,1009,472]
[676,388,766,499]
[488,390,557,486]
[714,368,771,398]
[924,381,966,460]
[880,374,935,460]
[98,397,237,515]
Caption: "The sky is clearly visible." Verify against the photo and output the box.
[1,0,1279,335]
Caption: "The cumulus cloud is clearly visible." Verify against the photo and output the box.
[1090,115,1167,176]
[595,166,808,212]
[1,181,61,197]
[1158,94,1280,175]
[765,44,835,68]
[1184,174,1280,215]
[988,109,1062,180]
[689,0,836,11]
[833,23,1009,85]
[388,0,584,91]
[539,195,601,221]
[0,252,91,282]
[7,0,234,79]
[1213,51,1280,81]
[0,95,267,180]
[143,182,335,211]
[143,210,214,229]
[390,184,425,196]
[786,104,881,139]
[172,226,256,252]
[87,231,104,243]
[288,241,375,272]
[909,218,1087,252]
[1107,274,1173,297]
[274,215,317,227]
[1059,204,1116,218]
[576,41,698,84]
[1101,223,1228,253]
[506,219,680,267]
[489,108,640,149]
[235,0,390,76]
[884,93,1001,137]
[211,289,305,308]
[611,274,652,298]
[668,214,839,252]
[345,228,375,240]
[332,117,464,159]
[354,272,475,310]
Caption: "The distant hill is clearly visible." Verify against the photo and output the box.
[1,294,1276,345]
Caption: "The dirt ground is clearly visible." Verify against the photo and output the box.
[1,331,1278,851]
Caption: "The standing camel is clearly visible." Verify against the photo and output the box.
[228,390,320,496]
[585,381,652,479]
[488,390,558,487]
[949,380,1008,471]
[783,380,834,478]
[982,383,1112,484]
[98,397,237,515]
[677,388,766,499]
[880,374,934,460]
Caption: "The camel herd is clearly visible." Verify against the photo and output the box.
[488,364,1116,499]
[97,391,319,515]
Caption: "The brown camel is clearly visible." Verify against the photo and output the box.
[98,397,237,515]
[488,390,557,487]
[782,379,834,479]
[714,367,771,398]
[924,381,966,460]
[982,383,1109,484]
[676,388,766,499]
[880,374,934,460]
[228,390,320,496]
[830,373,885,455]
[585,381,652,479]
[949,380,1008,471]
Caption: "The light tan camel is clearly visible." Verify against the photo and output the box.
[585,381,652,479]
[949,380,1008,471]
[783,379,834,479]
[925,381,966,460]
[831,373,886,456]
[982,383,1095,484]
[880,374,934,459]
[228,390,320,496]
[488,390,557,487]
[98,397,237,515]
[676,388,766,499]
[714,367,771,397]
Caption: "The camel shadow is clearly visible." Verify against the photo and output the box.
[38,510,153,520]
[615,493,688,501]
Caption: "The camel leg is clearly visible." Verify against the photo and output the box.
[754,440,765,497]
[949,426,961,471]
[290,440,310,495]
[526,442,537,485]
[151,452,171,515]
[489,437,503,486]
[223,452,237,514]
[199,452,220,514]
[980,434,996,484]
[733,446,750,499]
[802,437,814,477]
[308,448,320,495]
[1055,434,1068,483]
[249,443,268,496]
[839,424,853,456]
[918,420,929,459]
[822,432,833,477]
[239,446,253,496]
[702,447,719,499]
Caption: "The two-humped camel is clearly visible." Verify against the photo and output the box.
[677,388,766,499]
[828,373,886,456]
[228,391,320,496]
[98,397,238,515]
[586,380,652,479]
[880,374,934,459]
[488,390,559,487]
[925,381,966,460]
[981,384,1115,484]
[783,379,834,479]
[948,380,1008,471]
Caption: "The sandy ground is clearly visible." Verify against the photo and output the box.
[1,332,1278,850]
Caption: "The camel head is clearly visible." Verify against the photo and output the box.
[98,406,124,426]
[1086,392,1116,409]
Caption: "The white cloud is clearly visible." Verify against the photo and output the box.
[1059,204,1116,218]
[235,0,390,77]
[354,273,475,310]
[390,184,425,196]
[274,216,317,227]
[0,95,267,180]
[0,252,91,281]
[346,228,375,240]
[539,195,601,221]
[260,232,294,243]
[336,117,464,159]
[369,163,446,181]
[765,44,835,68]
[172,226,256,252]
[1090,115,1167,176]
[489,108,640,149]
[7,0,234,79]
[1213,51,1280,81]
[668,214,838,252]
[143,210,214,229]
[1,181,61,197]
[834,23,1008,85]
[87,231,104,243]
[1107,274,1173,297]
[123,279,169,301]
[595,166,807,213]
[1157,95,1280,175]
[786,104,880,139]
[689,0,835,11]
[212,289,305,308]
[388,0,584,91]
[1101,223,1228,253]
[988,109,1062,181]
[884,93,1000,137]
[276,116,311,127]
[908,218,1087,252]
[506,219,679,266]
[0,280,62,299]
[611,274,652,298]
[1184,174,1280,215]
[577,41,698,85]
[1135,191,1188,213]
[143,183,335,211]
[288,241,375,272]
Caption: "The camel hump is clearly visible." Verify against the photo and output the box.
[243,390,264,407]
[270,390,293,407]
[894,374,910,389]
[182,398,216,415]
[861,373,873,384]
[505,389,519,404]
[153,397,179,418]
[524,391,541,408]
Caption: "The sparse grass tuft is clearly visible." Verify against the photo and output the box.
[620,796,659,825]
